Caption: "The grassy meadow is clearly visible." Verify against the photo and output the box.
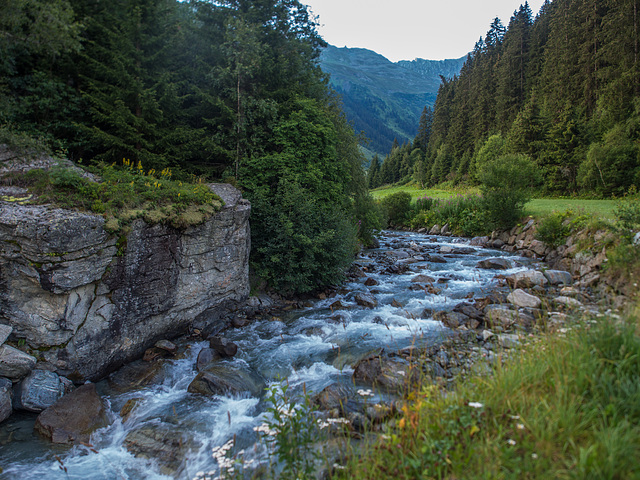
[370,185,617,219]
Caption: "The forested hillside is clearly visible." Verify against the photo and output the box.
[372,0,640,196]
[0,0,378,294]
[320,45,464,157]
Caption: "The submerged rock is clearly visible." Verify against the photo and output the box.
[354,293,377,308]
[34,383,111,444]
[124,423,195,476]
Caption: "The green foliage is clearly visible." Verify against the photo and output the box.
[410,194,490,236]
[248,178,357,295]
[351,193,385,248]
[478,153,542,229]
[5,161,221,232]
[340,313,640,479]
[380,191,412,227]
[535,211,571,248]
[614,188,640,237]
[259,384,322,479]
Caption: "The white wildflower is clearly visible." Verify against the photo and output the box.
[357,388,374,397]
[468,402,484,408]
[516,423,526,430]
[507,439,516,446]
[531,453,538,459]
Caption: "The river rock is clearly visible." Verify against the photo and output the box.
[313,383,356,411]
[208,336,238,357]
[124,423,195,476]
[0,377,12,423]
[543,270,573,286]
[155,340,177,355]
[470,236,489,247]
[34,383,111,444]
[507,289,542,309]
[12,369,72,412]
[0,345,36,381]
[187,364,265,397]
[453,302,483,320]
[354,293,377,308]
[428,254,448,263]
[506,270,548,288]
[553,296,583,308]
[107,360,165,393]
[352,355,416,393]
[411,274,435,284]
[142,347,168,362]
[476,258,511,270]
[484,305,519,328]
[0,324,12,345]
[497,334,521,349]
[429,224,441,235]
[364,277,378,286]
[196,347,221,371]
[434,311,470,330]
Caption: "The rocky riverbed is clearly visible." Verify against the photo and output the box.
[0,230,608,479]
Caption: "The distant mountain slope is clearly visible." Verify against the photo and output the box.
[320,45,465,157]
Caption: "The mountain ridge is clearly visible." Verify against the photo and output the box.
[319,45,465,157]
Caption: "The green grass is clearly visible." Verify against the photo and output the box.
[526,198,616,219]
[336,308,640,479]
[371,184,617,219]
[2,160,223,232]
[370,184,478,201]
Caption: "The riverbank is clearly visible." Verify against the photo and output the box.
[334,304,640,479]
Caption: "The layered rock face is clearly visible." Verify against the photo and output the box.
[0,183,250,381]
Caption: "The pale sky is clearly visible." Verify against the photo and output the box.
[303,0,546,61]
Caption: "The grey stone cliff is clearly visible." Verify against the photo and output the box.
[0,183,250,381]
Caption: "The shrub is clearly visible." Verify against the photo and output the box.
[380,191,412,226]
[248,177,358,295]
[478,154,542,230]
[535,212,571,248]
[351,193,385,247]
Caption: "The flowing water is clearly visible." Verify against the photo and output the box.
[0,231,533,479]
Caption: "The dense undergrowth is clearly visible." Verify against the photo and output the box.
[336,309,640,479]
[1,160,223,232]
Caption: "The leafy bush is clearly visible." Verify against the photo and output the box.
[478,154,542,230]
[535,212,571,248]
[351,193,385,247]
[613,187,640,240]
[248,177,358,295]
[380,191,412,226]
[410,194,490,236]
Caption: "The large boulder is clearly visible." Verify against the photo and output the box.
[0,182,250,381]
[0,345,36,381]
[34,383,111,444]
[13,369,73,412]
[187,363,265,397]
[0,377,12,423]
